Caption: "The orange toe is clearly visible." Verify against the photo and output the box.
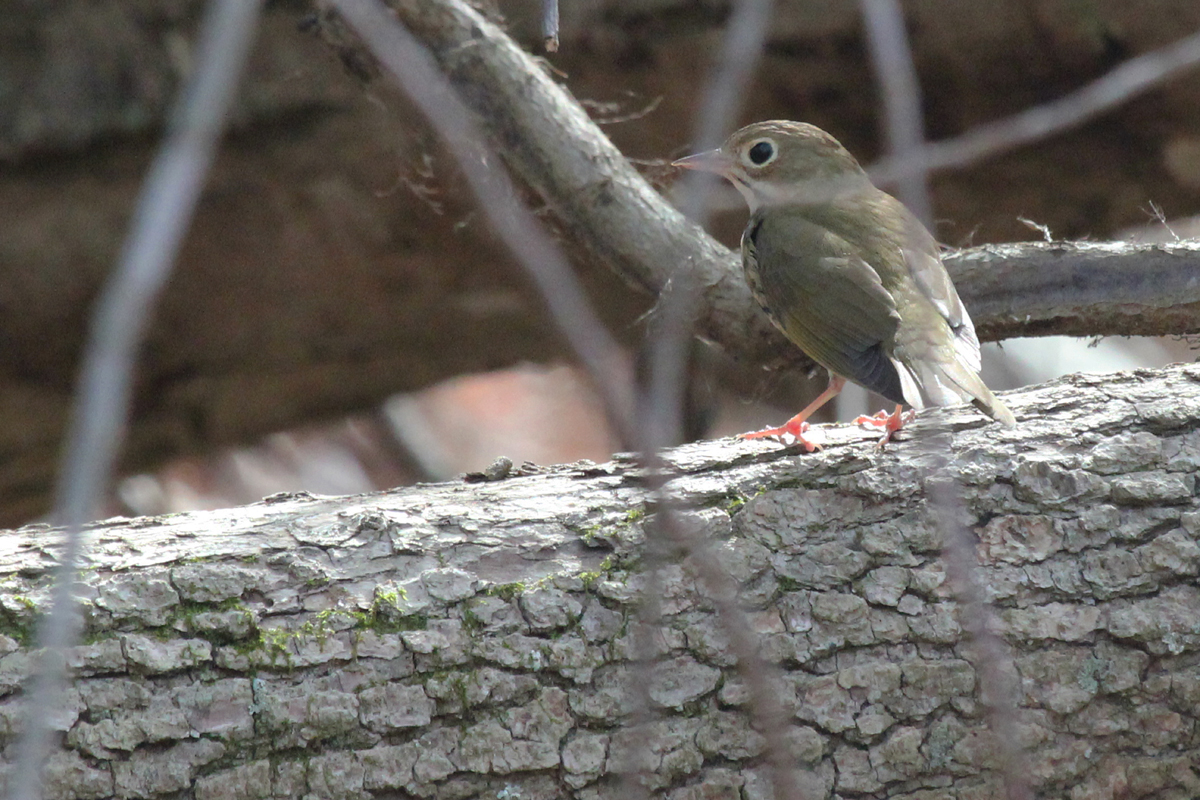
[854,410,893,428]
[737,421,822,452]
[853,405,908,447]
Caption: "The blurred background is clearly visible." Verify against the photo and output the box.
[2,0,1199,525]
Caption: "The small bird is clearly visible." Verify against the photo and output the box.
[674,121,1014,450]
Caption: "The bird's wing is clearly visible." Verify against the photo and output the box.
[895,206,982,373]
[746,212,907,404]
[884,203,1013,422]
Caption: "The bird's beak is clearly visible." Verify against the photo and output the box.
[671,149,734,176]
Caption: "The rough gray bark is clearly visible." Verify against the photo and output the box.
[951,240,1200,341]
[3,363,1200,799]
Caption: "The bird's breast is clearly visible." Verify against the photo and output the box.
[741,218,778,322]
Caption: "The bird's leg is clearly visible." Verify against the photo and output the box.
[854,404,911,447]
[739,376,846,452]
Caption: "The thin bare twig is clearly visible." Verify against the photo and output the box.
[860,0,933,228]
[326,0,637,447]
[634,0,781,790]
[623,530,667,800]
[932,477,1033,800]
[542,0,559,52]
[676,0,774,224]
[7,2,265,798]
[637,0,770,778]
[869,26,1200,184]
[642,6,807,800]
[332,5,802,799]
[583,95,664,126]
[645,0,773,449]
[859,17,1029,791]
[657,507,803,800]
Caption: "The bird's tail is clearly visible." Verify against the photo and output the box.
[895,356,1016,426]
[970,386,1016,427]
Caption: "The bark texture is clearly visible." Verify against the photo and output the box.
[3,364,1200,799]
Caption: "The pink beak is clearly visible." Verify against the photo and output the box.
[671,149,734,176]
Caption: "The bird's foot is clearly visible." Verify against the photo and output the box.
[738,420,824,452]
[853,409,894,428]
[853,406,911,448]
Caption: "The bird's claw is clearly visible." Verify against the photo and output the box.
[853,407,911,448]
[738,421,823,452]
[853,410,894,429]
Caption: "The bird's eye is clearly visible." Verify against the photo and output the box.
[747,140,775,166]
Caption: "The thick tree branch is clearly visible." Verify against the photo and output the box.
[947,240,1200,340]
[3,363,1200,798]
[381,0,1200,369]
[385,0,789,368]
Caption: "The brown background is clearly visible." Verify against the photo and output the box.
[2,0,1200,524]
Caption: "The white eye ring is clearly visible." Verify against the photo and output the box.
[742,138,777,168]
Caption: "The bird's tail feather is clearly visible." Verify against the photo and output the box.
[895,357,1016,426]
[970,387,1016,427]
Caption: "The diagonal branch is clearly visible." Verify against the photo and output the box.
[373,0,1200,371]
[385,0,787,366]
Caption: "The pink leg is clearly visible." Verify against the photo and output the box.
[739,376,846,452]
[854,404,911,447]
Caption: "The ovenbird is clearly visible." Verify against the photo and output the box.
[674,120,1015,450]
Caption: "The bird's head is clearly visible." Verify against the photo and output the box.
[673,121,870,211]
